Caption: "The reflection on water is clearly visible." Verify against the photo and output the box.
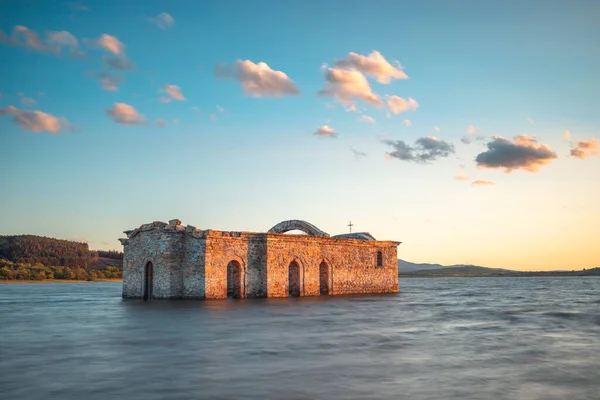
[1,277,599,400]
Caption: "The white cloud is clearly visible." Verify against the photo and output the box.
[563,130,571,140]
[215,60,299,97]
[313,125,337,138]
[434,126,441,132]
[217,105,225,113]
[0,105,67,133]
[106,103,146,125]
[387,95,418,114]
[147,13,174,30]
[334,50,408,83]
[402,119,411,127]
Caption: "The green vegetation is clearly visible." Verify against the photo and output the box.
[0,260,122,281]
[0,235,123,281]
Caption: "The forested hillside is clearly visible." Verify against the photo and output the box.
[0,235,123,281]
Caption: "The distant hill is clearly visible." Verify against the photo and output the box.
[398,259,600,277]
[398,259,515,274]
[0,235,123,281]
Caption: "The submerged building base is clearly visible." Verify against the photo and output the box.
[119,219,400,300]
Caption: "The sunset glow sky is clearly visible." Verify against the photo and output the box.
[1,0,599,271]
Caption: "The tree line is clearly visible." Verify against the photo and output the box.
[0,235,123,281]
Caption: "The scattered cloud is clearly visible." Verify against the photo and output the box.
[89,72,124,91]
[0,105,68,133]
[472,180,495,186]
[434,126,441,132]
[357,115,376,124]
[384,136,455,163]
[217,104,225,113]
[570,138,599,159]
[155,118,166,127]
[96,34,124,55]
[402,119,411,127]
[475,135,557,172]
[209,113,217,121]
[461,136,472,144]
[172,118,179,124]
[0,25,84,57]
[20,97,36,106]
[46,30,84,57]
[527,117,534,124]
[318,67,382,107]
[158,97,172,103]
[163,84,186,101]
[325,103,336,109]
[95,34,133,70]
[467,125,479,135]
[562,130,571,140]
[455,174,471,181]
[106,103,146,125]
[190,106,201,114]
[314,125,337,138]
[387,95,418,114]
[350,147,367,159]
[104,55,133,70]
[147,13,174,30]
[334,50,408,83]
[215,60,299,97]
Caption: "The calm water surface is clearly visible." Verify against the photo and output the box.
[1,277,599,400]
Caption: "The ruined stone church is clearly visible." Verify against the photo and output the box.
[119,219,400,300]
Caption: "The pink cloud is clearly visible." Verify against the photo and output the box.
[89,72,125,91]
[97,34,124,55]
[472,180,495,186]
[0,25,83,57]
[357,115,376,124]
[215,60,299,97]
[313,125,337,138]
[570,138,599,159]
[455,174,471,181]
[334,50,408,83]
[319,67,382,107]
[155,118,166,127]
[402,119,412,127]
[0,105,68,133]
[163,84,186,101]
[387,95,418,114]
[562,130,571,140]
[106,103,146,125]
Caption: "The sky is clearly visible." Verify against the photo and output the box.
[1,0,599,271]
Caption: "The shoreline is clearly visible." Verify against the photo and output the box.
[0,279,122,284]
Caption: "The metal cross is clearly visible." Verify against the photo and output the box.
[348,221,354,233]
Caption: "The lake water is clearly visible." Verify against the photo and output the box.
[1,277,599,400]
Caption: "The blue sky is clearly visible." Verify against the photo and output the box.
[1,0,599,270]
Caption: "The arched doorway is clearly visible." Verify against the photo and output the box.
[288,261,301,297]
[319,261,329,295]
[143,262,153,301]
[227,260,243,299]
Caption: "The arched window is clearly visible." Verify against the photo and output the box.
[376,251,383,268]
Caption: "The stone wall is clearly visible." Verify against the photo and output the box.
[121,219,400,300]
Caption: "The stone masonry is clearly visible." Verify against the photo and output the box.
[119,219,401,300]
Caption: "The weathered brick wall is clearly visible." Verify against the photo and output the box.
[121,219,399,300]
[122,223,185,299]
[265,235,398,297]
